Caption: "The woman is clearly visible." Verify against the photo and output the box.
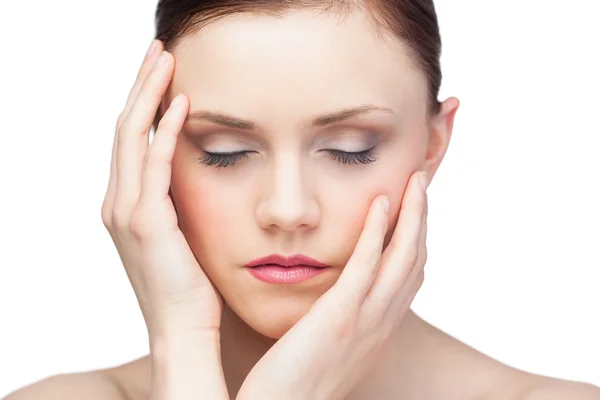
[5,0,599,399]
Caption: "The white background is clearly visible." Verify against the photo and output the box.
[1,0,598,396]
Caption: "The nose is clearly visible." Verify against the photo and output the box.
[255,154,320,233]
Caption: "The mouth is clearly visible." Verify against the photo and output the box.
[244,254,330,284]
[244,253,329,268]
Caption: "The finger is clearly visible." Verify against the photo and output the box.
[330,195,389,307]
[114,51,174,223]
[366,172,426,305]
[383,267,424,326]
[362,184,427,324]
[383,197,427,322]
[103,40,164,224]
[101,125,122,230]
[117,39,164,131]
[416,192,428,267]
[137,93,188,230]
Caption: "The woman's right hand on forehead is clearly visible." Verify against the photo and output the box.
[100,40,229,400]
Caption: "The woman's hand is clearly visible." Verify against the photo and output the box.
[236,171,428,400]
[100,40,228,400]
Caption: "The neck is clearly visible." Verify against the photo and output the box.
[219,304,427,399]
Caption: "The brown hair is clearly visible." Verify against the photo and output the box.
[154,0,442,116]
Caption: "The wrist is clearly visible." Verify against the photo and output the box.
[150,333,229,400]
[150,325,221,353]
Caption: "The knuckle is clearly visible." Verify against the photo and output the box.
[111,208,130,232]
[129,209,154,239]
[130,207,166,240]
[420,247,428,265]
[417,269,425,287]
[116,113,125,132]
[116,125,127,148]
[371,324,394,352]
[118,116,139,142]
[317,293,359,340]
[146,146,172,168]
[331,312,358,341]
[116,111,130,133]
[101,207,112,230]
[409,270,425,295]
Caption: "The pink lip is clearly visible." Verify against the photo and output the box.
[245,254,330,284]
[245,254,329,268]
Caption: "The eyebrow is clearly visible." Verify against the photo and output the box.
[184,105,395,130]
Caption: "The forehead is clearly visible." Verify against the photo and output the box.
[169,9,427,121]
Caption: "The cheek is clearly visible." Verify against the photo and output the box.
[177,186,241,236]
[347,160,413,248]
[319,165,410,264]
[170,158,246,267]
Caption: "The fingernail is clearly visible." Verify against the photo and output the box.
[146,39,157,58]
[153,51,168,70]
[382,196,390,213]
[419,172,428,192]
[171,93,183,108]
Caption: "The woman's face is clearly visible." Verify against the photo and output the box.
[165,9,457,339]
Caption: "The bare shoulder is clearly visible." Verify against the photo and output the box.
[101,355,152,400]
[403,311,600,400]
[4,356,152,400]
[4,372,126,400]
[509,375,600,400]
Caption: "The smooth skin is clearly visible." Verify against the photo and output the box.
[6,9,600,400]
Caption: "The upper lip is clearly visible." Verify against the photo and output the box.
[245,254,329,268]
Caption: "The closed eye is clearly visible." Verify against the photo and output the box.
[197,147,378,169]
[323,147,378,165]
[196,151,251,169]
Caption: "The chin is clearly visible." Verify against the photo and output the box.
[226,294,320,339]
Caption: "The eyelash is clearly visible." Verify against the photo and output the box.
[197,148,378,169]
[198,151,249,168]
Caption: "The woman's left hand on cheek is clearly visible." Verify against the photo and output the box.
[236,171,429,400]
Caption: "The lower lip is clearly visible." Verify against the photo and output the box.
[247,264,328,284]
